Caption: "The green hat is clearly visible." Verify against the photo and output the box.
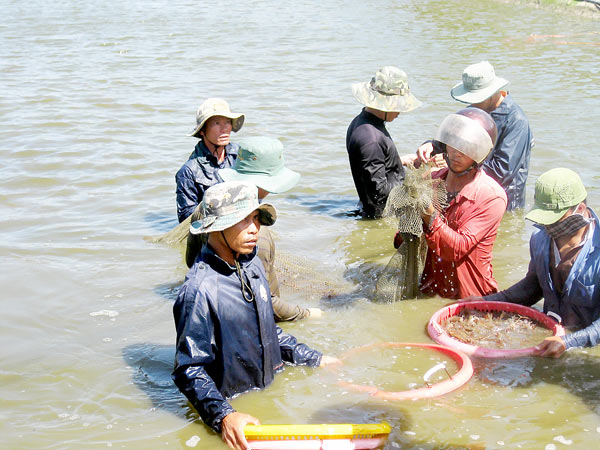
[525,168,587,225]
[352,66,421,113]
[219,137,300,193]
[190,181,276,234]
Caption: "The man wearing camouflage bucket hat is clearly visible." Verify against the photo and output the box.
[172,181,339,450]
[346,66,422,218]
[469,168,600,358]
[184,137,322,321]
[175,98,245,223]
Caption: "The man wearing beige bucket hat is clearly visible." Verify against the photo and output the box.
[420,61,533,211]
[172,181,339,450]
[175,98,245,223]
[468,168,600,358]
[346,66,421,218]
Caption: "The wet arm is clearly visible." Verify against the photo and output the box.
[277,326,322,367]
[272,295,310,321]
[562,316,600,350]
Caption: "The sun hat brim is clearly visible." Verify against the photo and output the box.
[189,202,276,235]
[187,112,245,137]
[450,77,509,104]
[352,82,421,113]
[525,205,571,225]
[219,166,300,194]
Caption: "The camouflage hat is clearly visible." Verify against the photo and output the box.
[352,66,421,113]
[189,181,277,235]
[188,98,245,138]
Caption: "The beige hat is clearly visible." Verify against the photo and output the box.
[451,61,509,104]
[188,98,245,138]
[352,66,421,113]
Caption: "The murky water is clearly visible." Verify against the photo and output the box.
[2,1,600,449]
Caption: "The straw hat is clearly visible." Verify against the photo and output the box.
[451,61,509,104]
[352,66,421,113]
[189,181,276,235]
[219,137,300,194]
[188,98,245,138]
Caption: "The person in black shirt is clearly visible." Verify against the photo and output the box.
[346,66,421,218]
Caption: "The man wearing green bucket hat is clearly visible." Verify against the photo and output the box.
[467,168,600,358]
[172,181,339,450]
[346,66,421,218]
[185,136,323,321]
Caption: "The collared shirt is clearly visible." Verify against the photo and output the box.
[175,140,239,222]
[420,168,507,299]
[346,108,404,218]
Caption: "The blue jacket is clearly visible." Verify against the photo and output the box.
[175,141,239,222]
[486,208,600,349]
[484,94,533,211]
[172,245,322,433]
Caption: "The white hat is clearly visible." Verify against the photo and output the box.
[451,61,509,104]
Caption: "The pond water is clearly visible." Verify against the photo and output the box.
[2,1,600,449]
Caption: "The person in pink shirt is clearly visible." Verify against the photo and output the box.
[417,108,507,299]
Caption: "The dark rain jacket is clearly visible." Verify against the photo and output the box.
[172,245,322,433]
[484,94,533,211]
[175,141,239,222]
[346,108,404,218]
[486,208,600,350]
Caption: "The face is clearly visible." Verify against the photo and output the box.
[221,210,261,255]
[200,115,233,147]
[257,187,269,200]
[446,145,475,172]
[471,92,500,113]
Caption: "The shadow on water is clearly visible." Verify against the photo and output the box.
[286,193,360,218]
[154,280,184,303]
[122,343,187,416]
[473,351,600,416]
[310,402,485,450]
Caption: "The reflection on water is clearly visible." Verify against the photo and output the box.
[1,0,600,448]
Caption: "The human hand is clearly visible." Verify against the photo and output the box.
[535,336,567,358]
[308,307,323,318]
[416,141,434,165]
[431,153,447,169]
[221,412,260,450]
[400,153,418,167]
[320,355,343,368]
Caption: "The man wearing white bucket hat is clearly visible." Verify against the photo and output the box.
[346,66,421,218]
[419,61,532,211]
[175,98,245,223]
[172,181,339,450]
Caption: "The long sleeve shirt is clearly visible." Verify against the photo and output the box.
[420,168,507,299]
[486,209,600,350]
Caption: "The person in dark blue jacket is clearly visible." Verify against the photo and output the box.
[172,181,339,450]
[418,61,533,211]
[175,98,245,223]
[464,168,600,358]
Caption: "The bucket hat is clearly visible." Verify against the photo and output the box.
[352,66,421,113]
[189,181,276,235]
[451,61,509,104]
[188,98,245,138]
[219,137,300,193]
[525,168,587,225]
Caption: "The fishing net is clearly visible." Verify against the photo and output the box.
[274,250,355,300]
[375,164,448,302]
[443,310,553,350]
